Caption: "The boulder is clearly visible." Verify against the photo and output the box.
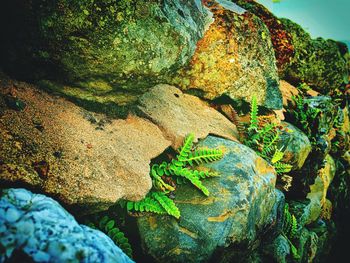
[277,121,312,170]
[171,0,282,109]
[0,0,212,113]
[137,136,277,262]
[0,79,171,214]
[280,18,348,94]
[231,0,294,73]
[137,84,238,148]
[0,188,133,263]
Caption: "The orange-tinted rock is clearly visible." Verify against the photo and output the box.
[171,0,282,109]
[0,78,171,214]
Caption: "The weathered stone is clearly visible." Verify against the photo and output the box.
[278,121,312,170]
[0,0,212,113]
[137,136,277,263]
[0,188,133,263]
[306,155,336,222]
[231,0,295,73]
[137,84,238,148]
[171,0,282,109]
[0,79,171,214]
[279,80,299,108]
[280,18,348,94]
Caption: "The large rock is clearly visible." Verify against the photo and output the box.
[0,188,133,263]
[231,0,294,73]
[0,78,171,214]
[171,0,282,109]
[137,136,277,262]
[280,18,348,94]
[0,0,212,112]
[137,84,238,148]
[277,121,311,170]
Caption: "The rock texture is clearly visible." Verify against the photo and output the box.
[172,0,282,109]
[137,136,277,262]
[0,188,133,263]
[0,0,212,112]
[137,84,238,148]
[0,78,171,214]
[280,18,348,94]
[278,122,311,170]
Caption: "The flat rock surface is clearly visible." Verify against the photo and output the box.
[137,84,238,149]
[0,79,171,214]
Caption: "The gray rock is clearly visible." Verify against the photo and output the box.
[137,136,277,262]
[278,122,311,170]
[0,188,133,263]
[137,84,239,149]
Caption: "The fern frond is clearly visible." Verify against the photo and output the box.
[126,195,166,215]
[249,96,259,131]
[151,191,180,219]
[171,167,210,196]
[283,204,298,239]
[219,104,245,139]
[274,162,293,175]
[192,169,220,179]
[183,148,223,166]
[86,215,133,258]
[176,133,195,161]
[271,148,285,164]
[151,164,175,192]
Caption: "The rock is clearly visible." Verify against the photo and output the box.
[277,121,312,170]
[231,0,294,73]
[137,136,277,263]
[280,80,300,108]
[0,0,212,113]
[264,234,290,263]
[280,18,348,94]
[0,79,171,214]
[306,155,336,222]
[171,0,282,109]
[137,84,238,148]
[0,188,133,263]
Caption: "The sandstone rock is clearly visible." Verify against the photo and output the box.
[0,79,171,214]
[137,136,277,262]
[137,84,238,148]
[278,122,311,170]
[0,188,133,263]
[280,18,348,94]
[172,0,282,109]
[0,0,212,113]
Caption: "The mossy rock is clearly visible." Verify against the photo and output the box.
[0,0,211,115]
[280,18,348,94]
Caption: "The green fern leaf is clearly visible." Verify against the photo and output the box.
[183,148,223,166]
[249,96,259,131]
[274,162,293,175]
[177,133,195,158]
[127,195,166,215]
[175,167,210,196]
[271,149,284,164]
[151,191,180,219]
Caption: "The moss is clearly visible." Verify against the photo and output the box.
[280,18,348,94]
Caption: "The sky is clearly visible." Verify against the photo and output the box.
[256,0,350,43]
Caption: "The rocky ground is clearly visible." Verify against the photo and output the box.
[0,0,349,262]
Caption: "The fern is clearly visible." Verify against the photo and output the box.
[126,194,166,215]
[182,148,223,166]
[249,96,259,131]
[271,148,285,164]
[274,162,293,175]
[85,215,133,258]
[219,104,245,139]
[151,191,180,219]
[282,204,300,260]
